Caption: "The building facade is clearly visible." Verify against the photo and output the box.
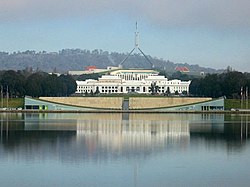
[75,69,191,95]
[24,96,224,111]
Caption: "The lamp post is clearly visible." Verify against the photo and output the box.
[246,86,248,109]
[241,86,243,109]
[6,85,9,109]
[0,85,3,108]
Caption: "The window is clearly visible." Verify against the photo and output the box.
[131,87,135,92]
[26,105,32,109]
[33,105,39,110]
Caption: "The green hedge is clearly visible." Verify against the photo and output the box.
[0,98,24,108]
[225,99,250,110]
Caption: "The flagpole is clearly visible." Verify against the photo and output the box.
[241,86,243,109]
[246,86,248,109]
[0,85,3,108]
[6,85,8,109]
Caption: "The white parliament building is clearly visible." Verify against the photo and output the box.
[76,24,191,95]
[76,69,191,95]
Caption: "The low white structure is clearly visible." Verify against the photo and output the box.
[76,69,191,95]
[68,66,119,75]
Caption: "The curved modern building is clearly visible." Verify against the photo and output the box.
[24,96,224,111]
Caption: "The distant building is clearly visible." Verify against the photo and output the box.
[175,66,190,72]
[68,66,119,75]
[200,71,205,76]
[48,72,60,76]
[75,69,191,95]
[85,66,97,71]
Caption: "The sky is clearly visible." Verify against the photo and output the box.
[1,0,250,72]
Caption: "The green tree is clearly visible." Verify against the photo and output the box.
[190,71,247,98]
[58,74,77,96]
[95,86,100,95]
[171,71,194,81]
[149,82,159,95]
[42,74,60,96]
[220,71,246,98]
[84,90,88,96]
[25,72,45,97]
[90,90,94,96]
[182,90,188,95]
[164,87,171,96]
[0,70,26,97]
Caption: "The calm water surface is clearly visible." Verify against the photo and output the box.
[0,113,250,187]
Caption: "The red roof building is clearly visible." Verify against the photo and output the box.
[175,66,190,72]
[86,66,97,71]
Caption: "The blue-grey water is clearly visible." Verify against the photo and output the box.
[0,113,250,187]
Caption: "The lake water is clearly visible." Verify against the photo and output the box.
[0,113,250,187]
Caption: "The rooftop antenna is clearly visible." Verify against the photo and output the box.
[119,22,154,69]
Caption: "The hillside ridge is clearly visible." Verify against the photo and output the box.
[0,49,221,73]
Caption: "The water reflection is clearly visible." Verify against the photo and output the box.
[0,113,249,162]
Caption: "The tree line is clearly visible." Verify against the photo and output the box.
[0,70,77,98]
[0,49,218,74]
[189,71,250,98]
[1,68,249,99]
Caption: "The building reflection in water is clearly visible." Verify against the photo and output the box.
[76,113,190,156]
[0,113,249,162]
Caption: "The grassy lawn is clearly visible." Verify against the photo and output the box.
[225,99,250,110]
[83,93,176,100]
[0,98,24,108]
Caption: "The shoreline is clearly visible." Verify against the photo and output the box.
[1,109,250,114]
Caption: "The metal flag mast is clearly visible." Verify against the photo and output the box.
[119,22,154,69]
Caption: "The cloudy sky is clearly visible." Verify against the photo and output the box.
[1,0,250,72]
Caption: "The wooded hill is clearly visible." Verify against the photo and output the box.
[0,49,220,74]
